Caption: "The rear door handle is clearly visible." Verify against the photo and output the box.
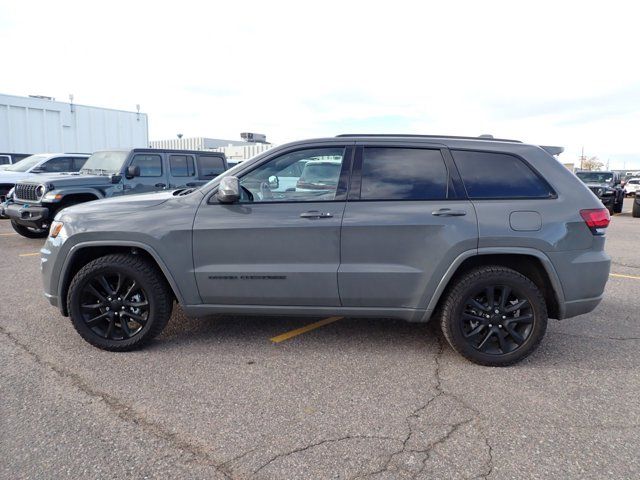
[300,211,333,219]
[431,208,467,217]
[155,183,166,188]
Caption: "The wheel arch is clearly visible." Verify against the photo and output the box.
[424,248,565,321]
[58,241,185,316]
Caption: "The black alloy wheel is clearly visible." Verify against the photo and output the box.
[68,254,173,351]
[461,285,534,355]
[78,271,149,341]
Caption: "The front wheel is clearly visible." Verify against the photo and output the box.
[440,266,548,366]
[67,254,173,351]
[11,220,49,238]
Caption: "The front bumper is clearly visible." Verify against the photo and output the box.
[4,203,51,228]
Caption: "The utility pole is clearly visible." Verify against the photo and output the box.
[580,146,584,170]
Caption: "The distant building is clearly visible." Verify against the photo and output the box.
[150,136,274,161]
[0,93,148,154]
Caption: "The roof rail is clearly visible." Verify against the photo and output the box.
[335,134,522,143]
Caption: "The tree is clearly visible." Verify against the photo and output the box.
[580,155,604,171]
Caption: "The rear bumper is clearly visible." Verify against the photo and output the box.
[4,203,51,228]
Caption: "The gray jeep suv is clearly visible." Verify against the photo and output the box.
[41,135,611,366]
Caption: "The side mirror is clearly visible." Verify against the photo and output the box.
[268,175,279,190]
[111,174,122,184]
[216,176,240,203]
[125,165,140,179]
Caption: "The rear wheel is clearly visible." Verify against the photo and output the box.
[11,220,49,238]
[440,266,548,366]
[68,254,173,351]
[633,199,640,218]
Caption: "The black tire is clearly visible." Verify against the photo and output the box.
[67,253,173,351]
[11,219,49,238]
[633,199,640,218]
[440,266,548,367]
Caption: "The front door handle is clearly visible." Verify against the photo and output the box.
[300,211,333,219]
[155,183,166,189]
[432,208,467,217]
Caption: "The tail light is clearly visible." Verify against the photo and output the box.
[580,208,610,234]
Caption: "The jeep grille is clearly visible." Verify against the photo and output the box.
[15,183,40,201]
[588,186,603,196]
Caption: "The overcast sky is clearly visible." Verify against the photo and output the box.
[2,0,639,168]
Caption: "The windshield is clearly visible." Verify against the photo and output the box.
[4,154,48,172]
[576,172,614,183]
[81,151,129,174]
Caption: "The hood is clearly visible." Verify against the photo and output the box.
[61,190,176,216]
[28,172,114,189]
[0,170,40,183]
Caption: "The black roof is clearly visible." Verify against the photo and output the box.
[336,134,522,143]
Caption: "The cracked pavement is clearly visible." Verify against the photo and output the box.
[1,199,639,479]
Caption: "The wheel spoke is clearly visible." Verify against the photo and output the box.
[122,310,146,325]
[86,311,110,325]
[477,330,494,350]
[120,318,132,338]
[496,329,509,353]
[105,316,116,339]
[81,302,102,310]
[485,286,495,308]
[123,281,138,299]
[468,298,489,312]
[462,312,486,323]
[113,273,123,296]
[499,286,511,309]
[97,276,114,296]
[124,300,148,308]
[86,284,107,303]
[506,325,525,345]
[507,314,533,324]
[505,299,529,313]
[464,324,486,338]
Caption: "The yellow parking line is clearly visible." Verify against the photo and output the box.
[19,252,40,257]
[270,316,344,343]
[610,273,640,280]
[0,233,18,236]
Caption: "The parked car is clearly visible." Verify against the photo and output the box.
[0,153,89,205]
[4,148,227,238]
[41,134,611,366]
[623,178,640,196]
[575,170,624,214]
[0,152,32,170]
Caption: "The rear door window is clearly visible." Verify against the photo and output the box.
[197,155,226,179]
[452,150,554,199]
[130,154,162,177]
[360,147,448,200]
[169,155,196,177]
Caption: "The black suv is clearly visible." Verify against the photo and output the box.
[5,148,227,237]
[575,171,624,214]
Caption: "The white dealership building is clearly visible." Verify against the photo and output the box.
[0,93,149,154]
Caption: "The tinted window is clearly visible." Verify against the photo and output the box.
[0,156,10,165]
[72,157,88,171]
[452,150,553,199]
[360,148,448,200]
[197,155,226,179]
[42,157,72,172]
[130,154,162,177]
[169,155,195,177]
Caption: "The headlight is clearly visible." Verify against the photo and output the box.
[36,184,46,198]
[596,188,604,196]
[49,221,64,238]
[43,191,63,201]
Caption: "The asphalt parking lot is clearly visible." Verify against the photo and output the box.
[1,199,638,480]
